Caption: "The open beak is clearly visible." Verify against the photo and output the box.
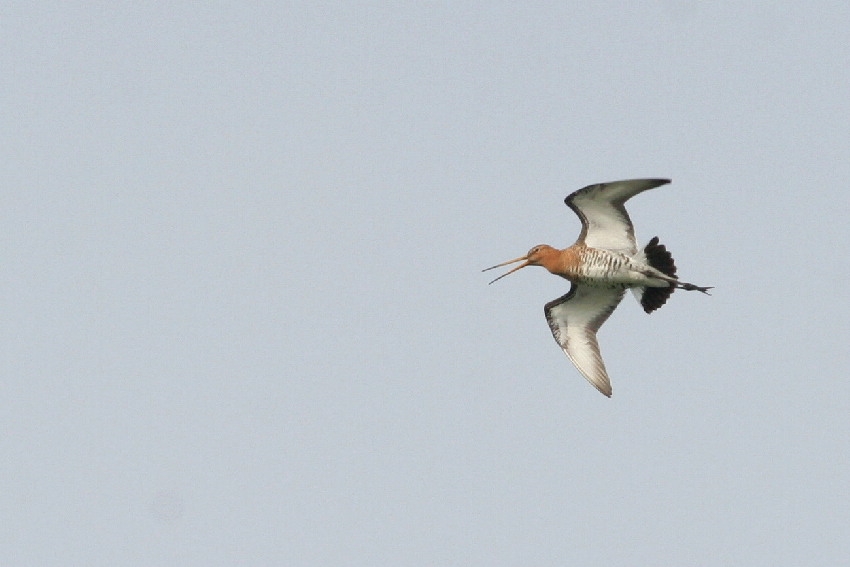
[482,255,530,285]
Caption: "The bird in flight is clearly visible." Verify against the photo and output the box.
[483,178,711,397]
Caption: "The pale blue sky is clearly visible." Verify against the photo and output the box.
[2,3,849,565]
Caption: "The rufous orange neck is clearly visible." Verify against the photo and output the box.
[539,244,582,279]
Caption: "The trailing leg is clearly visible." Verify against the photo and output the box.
[677,281,713,294]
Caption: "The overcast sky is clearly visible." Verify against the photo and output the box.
[3,3,849,565]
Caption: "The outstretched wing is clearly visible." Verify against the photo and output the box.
[566,178,670,255]
[544,284,626,397]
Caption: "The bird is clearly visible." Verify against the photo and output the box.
[483,178,711,397]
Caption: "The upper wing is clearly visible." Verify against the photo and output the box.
[565,178,670,254]
[544,284,626,397]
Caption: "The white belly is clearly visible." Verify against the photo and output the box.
[577,248,668,288]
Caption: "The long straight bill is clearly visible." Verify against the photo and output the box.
[482,255,529,285]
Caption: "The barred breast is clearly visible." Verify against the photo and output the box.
[576,247,625,277]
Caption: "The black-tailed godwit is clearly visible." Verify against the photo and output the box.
[484,178,711,397]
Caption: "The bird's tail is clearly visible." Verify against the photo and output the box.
[631,236,677,314]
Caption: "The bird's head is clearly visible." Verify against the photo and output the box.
[483,244,558,284]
